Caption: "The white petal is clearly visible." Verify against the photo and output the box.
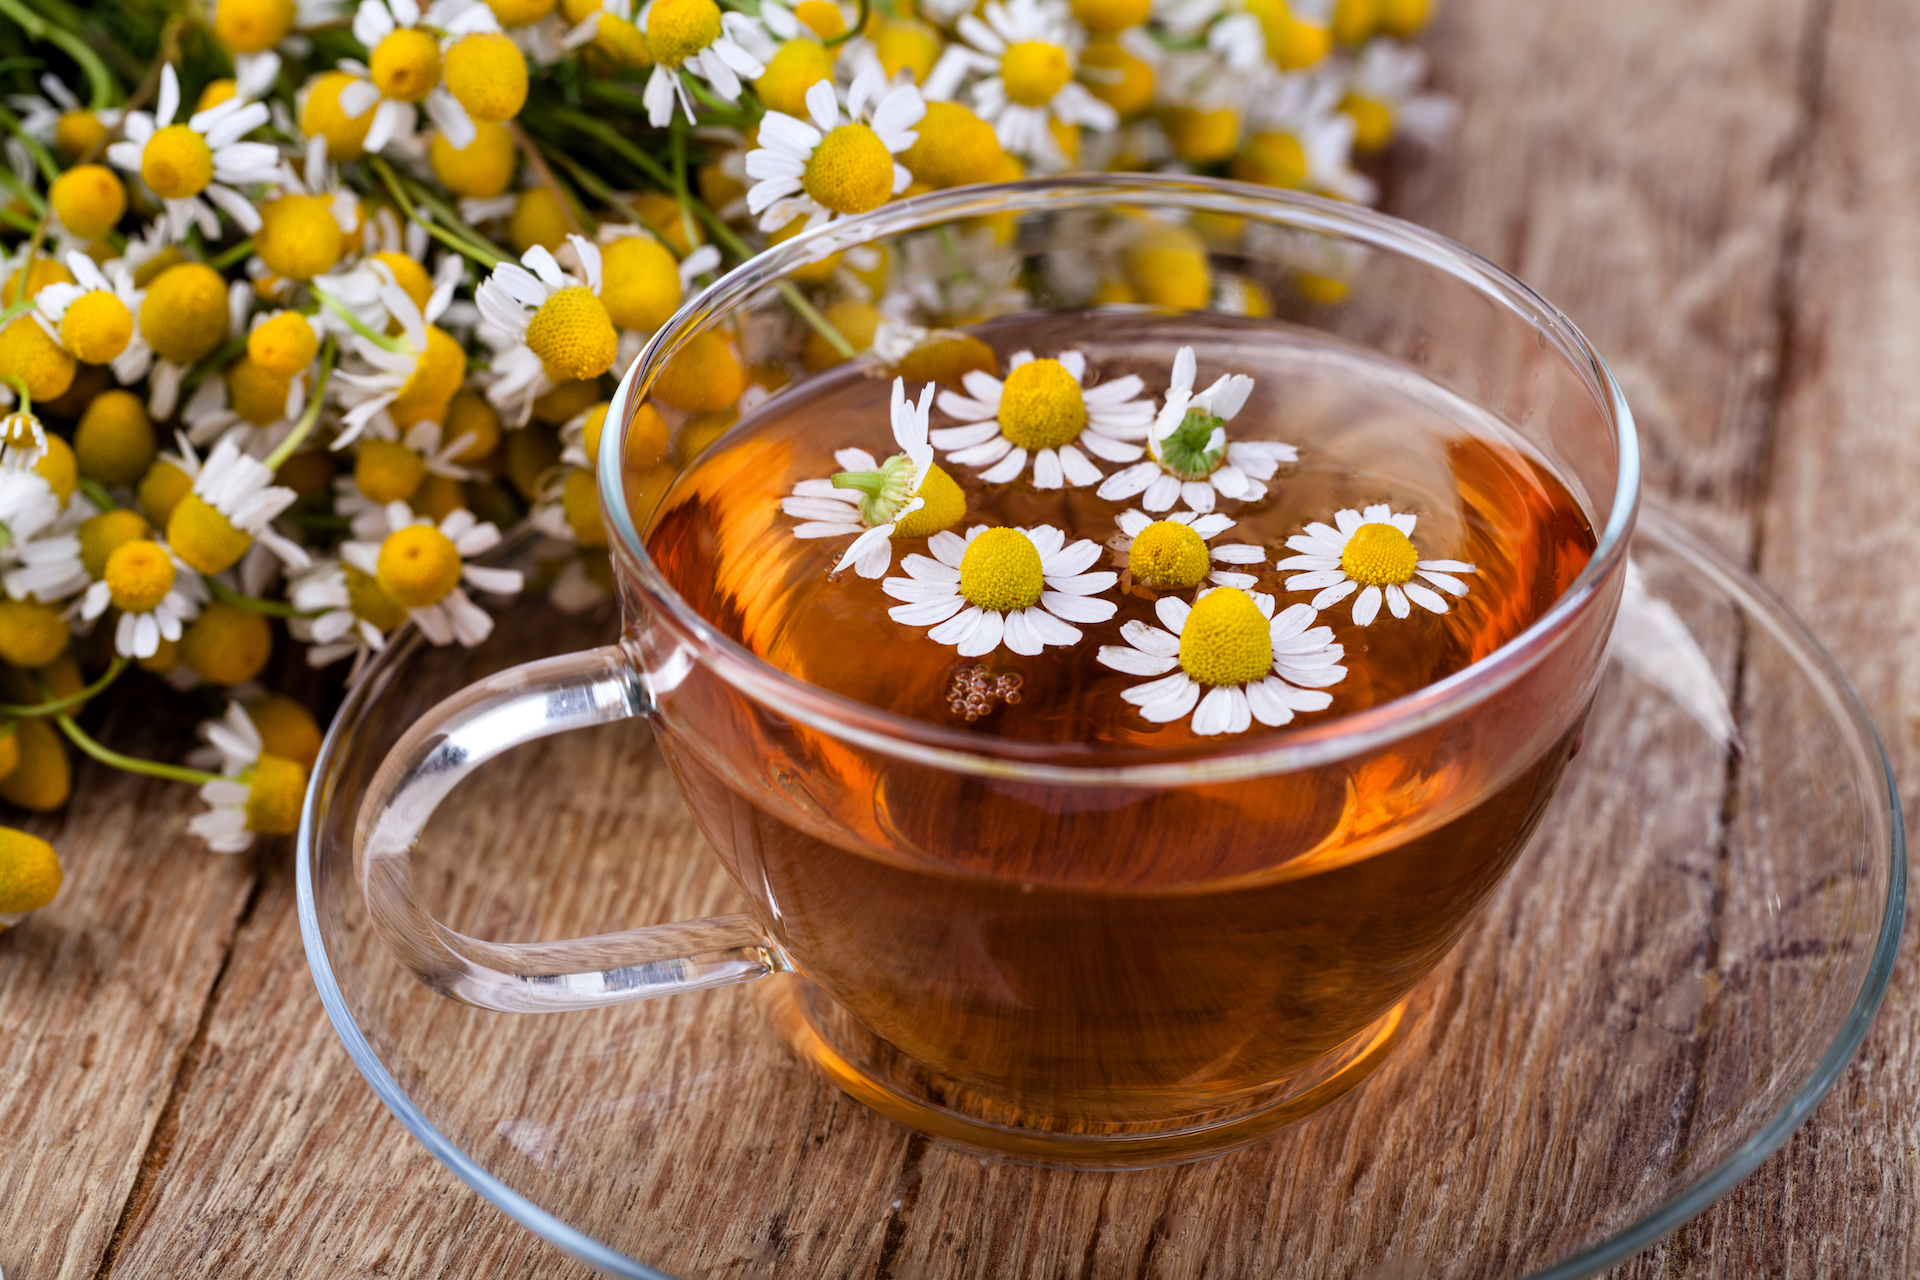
[1097,645,1177,676]
[1038,590,1113,623]
[1403,582,1451,614]
[1352,585,1382,626]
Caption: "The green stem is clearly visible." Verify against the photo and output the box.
[368,155,506,268]
[78,476,114,512]
[209,236,255,270]
[205,575,317,618]
[0,656,127,718]
[263,336,335,470]
[823,0,869,46]
[55,713,224,787]
[177,334,248,397]
[1,373,30,419]
[0,0,116,109]
[312,287,403,352]
[0,138,51,208]
[0,299,36,327]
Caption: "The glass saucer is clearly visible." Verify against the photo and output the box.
[299,506,1902,1280]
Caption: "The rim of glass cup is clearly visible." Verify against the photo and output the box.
[599,176,1645,787]
[298,509,1903,1280]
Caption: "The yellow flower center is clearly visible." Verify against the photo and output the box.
[377,524,463,608]
[1341,94,1393,152]
[248,311,320,376]
[1128,520,1210,589]
[55,110,107,159]
[141,263,231,365]
[874,21,941,83]
[958,527,1044,612]
[355,437,429,503]
[1234,131,1306,191]
[300,70,375,162]
[598,235,684,333]
[139,458,194,528]
[181,601,272,685]
[104,539,176,613]
[0,828,61,916]
[345,564,410,629]
[561,467,607,546]
[756,39,834,117]
[0,598,70,667]
[372,252,435,315]
[0,317,75,402]
[1121,223,1211,311]
[509,187,568,254]
[59,291,134,365]
[995,358,1085,450]
[794,0,845,34]
[525,286,618,382]
[228,356,294,425]
[392,324,468,418]
[1340,521,1418,587]
[900,102,1002,189]
[489,0,558,24]
[244,754,307,836]
[1178,588,1273,687]
[444,389,502,461]
[198,79,239,113]
[1070,0,1149,32]
[76,390,155,486]
[246,694,323,771]
[49,164,127,241]
[645,0,722,67]
[79,509,154,580]
[445,31,529,122]
[370,28,444,103]
[1079,36,1153,116]
[429,120,517,199]
[893,333,999,386]
[4,258,73,303]
[891,464,966,539]
[168,493,255,576]
[214,0,296,52]
[36,435,76,504]
[593,12,656,67]
[141,124,215,199]
[255,194,345,282]
[651,329,745,411]
[802,124,897,217]
[1162,107,1240,164]
[1000,41,1071,107]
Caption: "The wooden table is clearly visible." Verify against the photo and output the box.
[5,0,1917,1271]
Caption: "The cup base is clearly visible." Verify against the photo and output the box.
[758,976,1409,1169]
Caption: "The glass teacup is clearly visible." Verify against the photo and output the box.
[357,176,1638,1167]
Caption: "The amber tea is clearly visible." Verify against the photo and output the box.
[641,313,1598,1134]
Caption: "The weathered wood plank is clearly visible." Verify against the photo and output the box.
[0,696,257,1280]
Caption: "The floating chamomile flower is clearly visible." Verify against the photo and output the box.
[783,378,967,579]
[78,538,205,660]
[474,235,619,421]
[339,501,524,647]
[31,252,145,371]
[924,0,1118,169]
[746,70,925,233]
[336,0,499,153]
[186,702,307,853]
[1109,509,1265,590]
[1098,589,1346,734]
[932,350,1154,489]
[883,523,1117,657]
[1097,345,1296,513]
[104,65,282,242]
[636,0,768,128]
[1277,502,1476,626]
[166,432,311,577]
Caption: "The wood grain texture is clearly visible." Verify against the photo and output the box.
[6,0,1909,1272]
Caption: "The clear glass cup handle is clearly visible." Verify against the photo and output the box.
[355,644,791,1013]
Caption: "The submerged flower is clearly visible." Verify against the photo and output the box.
[883,522,1116,656]
[1277,502,1476,625]
[78,538,204,659]
[932,349,1153,489]
[1097,588,1345,734]
[924,0,1117,168]
[782,378,966,578]
[746,70,925,233]
[339,502,523,647]
[1097,345,1295,512]
[104,65,282,242]
[1109,508,1265,590]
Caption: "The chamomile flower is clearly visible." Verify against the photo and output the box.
[7,74,123,155]
[166,432,311,576]
[596,227,722,374]
[250,136,362,290]
[883,523,1117,657]
[746,70,925,233]
[0,468,87,602]
[186,702,307,852]
[179,354,308,454]
[636,0,769,128]
[473,235,617,418]
[287,557,404,681]
[1096,345,1295,512]
[924,0,1117,169]
[328,256,467,446]
[932,349,1153,489]
[31,252,145,370]
[78,538,205,660]
[882,227,1030,330]
[335,0,499,154]
[782,378,967,579]
[104,65,282,242]
[188,700,272,777]
[1230,69,1374,202]
[1109,508,1265,590]
[339,502,523,646]
[1276,503,1476,625]
[1098,589,1345,733]
[1339,38,1458,152]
